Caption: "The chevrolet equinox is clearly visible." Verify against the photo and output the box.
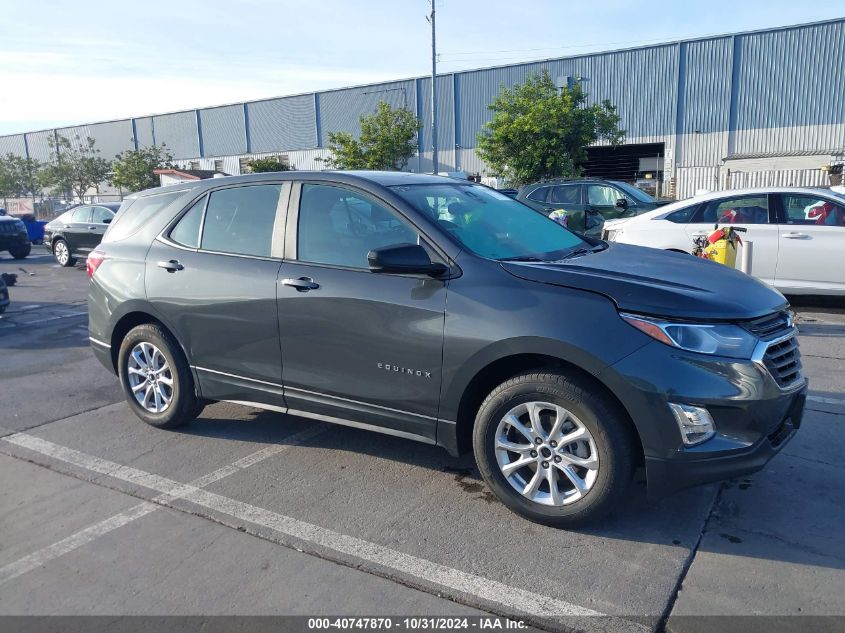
[88,172,807,525]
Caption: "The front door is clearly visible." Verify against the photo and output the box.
[145,183,287,407]
[684,194,779,284]
[81,205,114,253]
[277,182,447,442]
[775,193,845,294]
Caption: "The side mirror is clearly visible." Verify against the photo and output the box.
[102,217,112,224]
[615,198,628,209]
[368,244,447,276]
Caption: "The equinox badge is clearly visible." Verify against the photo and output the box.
[377,362,432,378]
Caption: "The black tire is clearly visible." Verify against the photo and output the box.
[117,323,200,429]
[473,370,636,527]
[9,243,31,259]
[52,239,76,267]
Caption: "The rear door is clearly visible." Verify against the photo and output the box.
[774,193,845,294]
[63,206,92,256]
[145,183,288,407]
[275,181,447,442]
[683,194,779,283]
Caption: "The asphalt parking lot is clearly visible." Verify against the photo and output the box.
[1,253,843,632]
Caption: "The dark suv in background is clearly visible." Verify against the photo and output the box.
[0,214,32,259]
[517,178,669,235]
[87,172,805,526]
[44,202,121,266]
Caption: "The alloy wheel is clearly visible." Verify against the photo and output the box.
[126,342,174,413]
[494,401,599,506]
[55,241,69,265]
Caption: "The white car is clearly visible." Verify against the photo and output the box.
[602,187,845,296]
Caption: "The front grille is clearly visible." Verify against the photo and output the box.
[0,222,17,234]
[746,310,803,390]
[763,335,802,388]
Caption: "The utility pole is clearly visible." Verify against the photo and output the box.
[428,0,439,175]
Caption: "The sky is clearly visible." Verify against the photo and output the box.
[0,0,842,136]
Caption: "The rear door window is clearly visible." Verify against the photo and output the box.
[200,185,282,257]
[91,206,114,224]
[549,185,581,205]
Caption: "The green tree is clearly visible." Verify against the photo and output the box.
[477,71,624,186]
[246,156,293,173]
[0,153,44,199]
[40,134,111,201]
[321,101,421,170]
[111,144,173,194]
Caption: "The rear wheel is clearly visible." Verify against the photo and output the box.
[53,239,76,267]
[118,323,201,429]
[473,370,636,526]
[9,244,31,259]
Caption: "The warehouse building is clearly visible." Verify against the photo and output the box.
[1,18,843,200]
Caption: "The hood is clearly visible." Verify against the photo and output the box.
[501,243,788,321]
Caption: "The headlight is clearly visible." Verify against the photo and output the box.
[605,228,623,242]
[620,313,757,359]
[14,219,26,230]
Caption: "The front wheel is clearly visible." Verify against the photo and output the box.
[53,239,76,267]
[9,244,31,259]
[473,371,636,526]
[118,323,202,429]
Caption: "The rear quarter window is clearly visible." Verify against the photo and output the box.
[103,192,184,243]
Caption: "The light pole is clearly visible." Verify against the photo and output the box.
[428,0,439,175]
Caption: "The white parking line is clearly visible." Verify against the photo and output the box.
[807,395,845,407]
[0,424,327,586]
[1,432,636,626]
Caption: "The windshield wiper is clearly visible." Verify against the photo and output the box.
[558,243,607,260]
[496,255,544,262]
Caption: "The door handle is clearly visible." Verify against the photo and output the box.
[782,232,809,239]
[282,277,319,291]
[88,226,98,230]
[157,259,184,273]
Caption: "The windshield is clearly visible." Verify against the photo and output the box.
[612,181,656,204]
[390,183,587,261]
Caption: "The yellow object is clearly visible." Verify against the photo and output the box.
[702,228,739,267]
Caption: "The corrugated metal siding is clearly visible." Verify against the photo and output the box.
[675,166,721,198]
[57,120,134,160]
[319,79,416,140]
[734,21,845,153]
[461,45,678,149]
[134,117,155,147]
[0,134,27,157]
[199,104,246,157]
[248,95,316,152]
[728,168,828,189]
[678,38,733,165]
[152,111,199,159]
[418,75,454,154]
[24,130,56,162]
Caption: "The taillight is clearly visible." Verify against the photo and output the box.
[87,250,106,277]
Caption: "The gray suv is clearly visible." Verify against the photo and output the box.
[88,172,806,525]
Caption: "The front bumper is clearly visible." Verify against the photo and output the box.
[644,388,804,498]
[599,338,807,499]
